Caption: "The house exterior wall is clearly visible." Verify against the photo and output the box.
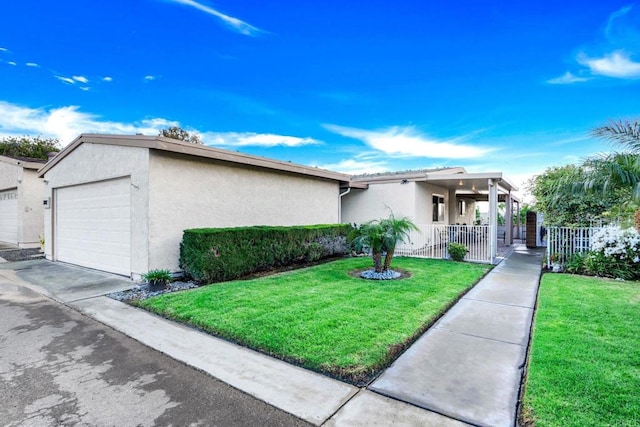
[42,143,150,276]
[341,182,417,224]
[453,197,477,225]
[18,168,45,248]
[0,161,45,247]
[415,182,452,225]
[147,151,341,272]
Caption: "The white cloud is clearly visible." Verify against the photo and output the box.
[79,87,91,92]
[55,75,76,84]
[73,75,89,83]
[103,76,113,82]
[315,159,390,175]
[547,71,589,85]
[0,47,7,52]
[0,101,178,145]
[25,62,39,67]
[578,50,640,78]
[144,75,156,81]
[324,124,492,159]
[202,131,321,147]
[7,61,16,66]
[164,0,264,36]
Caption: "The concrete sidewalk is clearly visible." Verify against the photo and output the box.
[370,245,543,426]
[1,247,542,426]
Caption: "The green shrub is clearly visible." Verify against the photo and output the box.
[448,242,468,262]
[564,252,587,275]
[142,269,172,282]
[180,224,353,283]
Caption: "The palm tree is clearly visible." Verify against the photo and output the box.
[554,118,640,230]
[351,213,418,273]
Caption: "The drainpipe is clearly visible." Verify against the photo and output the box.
[339,187,351,223]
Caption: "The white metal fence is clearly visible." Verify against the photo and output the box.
[396,224,491,263]
[546,226,604,269]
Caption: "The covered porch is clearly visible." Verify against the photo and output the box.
[406,172,520,264]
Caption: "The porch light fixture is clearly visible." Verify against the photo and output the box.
[472,184,476,191]
[458,179,464,186]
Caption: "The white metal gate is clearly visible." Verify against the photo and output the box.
[395,224,491,263]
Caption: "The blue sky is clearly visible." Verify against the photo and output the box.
[1,1,639,196]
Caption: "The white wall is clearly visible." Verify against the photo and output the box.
[42,143,150,276]
[148,151,341,271]
[415,182,452,224]
[342,182,416,225]
[0,161,45,247]
[18,169,45,248]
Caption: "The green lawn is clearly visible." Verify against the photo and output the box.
[523,274,640,426]
[138,257,489,383]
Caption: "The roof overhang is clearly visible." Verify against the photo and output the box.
[0,155,46,170]
[349,167,466,185]
[423,172,519,193]
[38,134,352,185]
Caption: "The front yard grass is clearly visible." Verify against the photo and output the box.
[138,257,489,384]
[522,274,640,426]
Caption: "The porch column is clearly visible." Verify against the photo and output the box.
[505,190,513,245]
[448,188,457,224]
[488,178,498,263]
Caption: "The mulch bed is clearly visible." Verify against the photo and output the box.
[0,248,45,262]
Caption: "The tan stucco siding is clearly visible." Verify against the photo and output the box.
[0,162,21,192]
[42,143,150,275]
[415,182,452,224]
[148,151,340,272]
[18,169,45,247]
[0,162,44,247]
[453,198,477,225]
[341,182,416,225]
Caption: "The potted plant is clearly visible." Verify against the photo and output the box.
[142,269,172,291]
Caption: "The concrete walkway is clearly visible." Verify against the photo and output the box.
[370,245,543,426]
[1,246,542,426]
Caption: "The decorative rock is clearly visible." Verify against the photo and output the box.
[360,269,401,280]
[107,280,200,302]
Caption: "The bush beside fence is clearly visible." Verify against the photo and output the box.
[180,224,352,283]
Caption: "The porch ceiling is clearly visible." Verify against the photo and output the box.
[422,172,519,193]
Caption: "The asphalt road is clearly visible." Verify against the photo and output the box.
[0,280,310,427]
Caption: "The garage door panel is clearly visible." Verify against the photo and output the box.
[0,189,18,244]
[55,178,131,276]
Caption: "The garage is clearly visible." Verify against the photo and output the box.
[55,177,131,275]
[39,134,350,278]
[0,188,18,244]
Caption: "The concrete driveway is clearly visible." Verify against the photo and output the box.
[0,265,309,426]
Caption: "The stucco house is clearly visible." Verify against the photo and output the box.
[38,134,351,278]
[0,155,46,248]
[342,168,520,262]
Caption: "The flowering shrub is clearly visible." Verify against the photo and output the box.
[585,226,640,279]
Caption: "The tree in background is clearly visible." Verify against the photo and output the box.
[527,164,627,227]
[159,126,202,144]
[0,136,61,160]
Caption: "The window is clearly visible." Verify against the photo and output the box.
[432,195,445,222]
[458,199,467,216]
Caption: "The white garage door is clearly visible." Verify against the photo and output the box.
[55,177,131,275]
[0,188,18,244]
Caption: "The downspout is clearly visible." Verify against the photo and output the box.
[339,187,351,223]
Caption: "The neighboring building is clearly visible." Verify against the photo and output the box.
[342,168,520,262]
[38,134,351,278]
[0,155,46,248]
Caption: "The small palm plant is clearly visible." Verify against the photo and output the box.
[351,212,418,273]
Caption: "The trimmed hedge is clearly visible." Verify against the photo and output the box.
[180,224,353,283]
